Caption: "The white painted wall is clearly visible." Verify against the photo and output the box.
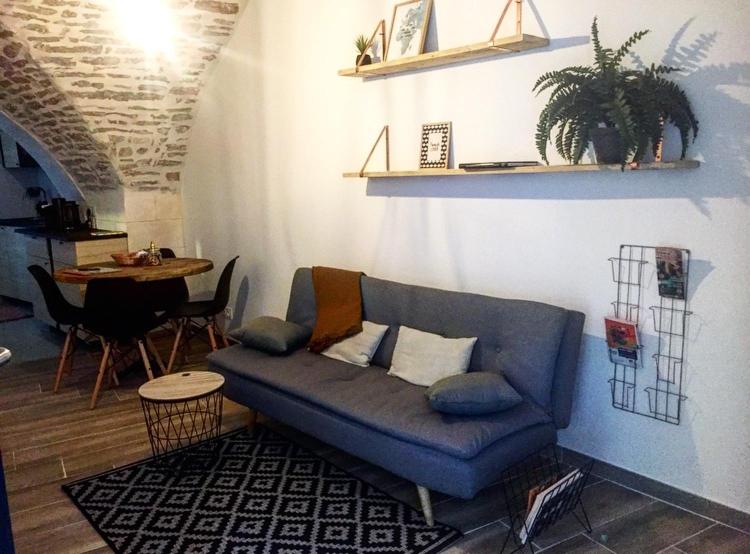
[182,0,750,513]
[0,167,54,219]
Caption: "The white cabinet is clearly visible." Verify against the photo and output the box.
[0,227,33,301]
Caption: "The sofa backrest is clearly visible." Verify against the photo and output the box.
[286,268,585,429]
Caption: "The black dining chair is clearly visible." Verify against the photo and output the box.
[166,256,238,373]
[28,265,88,393]
[84,277,169,409]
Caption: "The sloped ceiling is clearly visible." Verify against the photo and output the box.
[0,0,241,195]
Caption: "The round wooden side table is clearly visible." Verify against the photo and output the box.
[138,371,225,460]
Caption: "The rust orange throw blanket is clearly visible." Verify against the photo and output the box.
[307,266,364,353]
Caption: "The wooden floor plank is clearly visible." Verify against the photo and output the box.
[13,520,108,554]
[10,499,86,536]
[0,330,244,551]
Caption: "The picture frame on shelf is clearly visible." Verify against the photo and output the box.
[419,122,451,169]
[386,0,433,61]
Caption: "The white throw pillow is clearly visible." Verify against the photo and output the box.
[322,321,390,367]
[388,326,478,387]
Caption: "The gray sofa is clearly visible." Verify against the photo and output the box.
[208,268,585,524]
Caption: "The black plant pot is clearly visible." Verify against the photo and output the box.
[590,127,624,164]
[356,54,372,66]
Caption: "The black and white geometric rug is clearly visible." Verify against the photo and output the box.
[63,425,461,553]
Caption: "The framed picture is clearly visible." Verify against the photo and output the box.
[420,122,451,169]
[386,0,433,61]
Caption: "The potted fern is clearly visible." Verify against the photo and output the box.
[534,18,698,165]
[355,34,372,66]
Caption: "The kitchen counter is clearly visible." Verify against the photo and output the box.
[0,216,44,227]
[14,227,127,242]
[0,217,127,242]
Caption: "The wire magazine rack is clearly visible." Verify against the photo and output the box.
[607,244,692,425]
[499,445,595,553]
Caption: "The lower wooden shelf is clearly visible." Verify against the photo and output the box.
[343,160,700,179]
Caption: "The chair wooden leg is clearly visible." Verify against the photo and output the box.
[207,318,219,352]
[216,319,230,348]
[248,409,258,429]
[53,326,76,393]
[90,341,112,410]
[110,364,120,387]
[184,318,194,354]
[166,319,184,375]
[65,330,77,375]
[417,485,434,526]
[138,339,155,381]
[145,335,167,375]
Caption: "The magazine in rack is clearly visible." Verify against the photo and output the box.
[519,468,584,544]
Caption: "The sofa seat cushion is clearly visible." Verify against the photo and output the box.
[209,346,553,460]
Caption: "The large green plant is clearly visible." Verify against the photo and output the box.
[534,18,699,164]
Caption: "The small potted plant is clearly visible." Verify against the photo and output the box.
[534,18,698,165]
[355,34,372,66]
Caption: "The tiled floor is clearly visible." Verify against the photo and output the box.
[1,316,749,553]
[271,421,750,554]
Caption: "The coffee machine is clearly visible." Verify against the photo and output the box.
[38,198,83,231]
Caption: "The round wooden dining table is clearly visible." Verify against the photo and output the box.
[54,258,214,284]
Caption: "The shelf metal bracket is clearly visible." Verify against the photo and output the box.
[489,0,523,42]
[356,19,386,71]
[359,125,390,177]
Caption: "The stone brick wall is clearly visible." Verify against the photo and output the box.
[0,0,241,251]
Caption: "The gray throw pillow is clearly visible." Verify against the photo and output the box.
[230,316,311,355]
[426,372,522,415]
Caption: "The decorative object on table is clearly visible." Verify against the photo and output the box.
[111,251,148,266]
[146,241,162,266]
[419,121,451,169]
[138,371,225,462]
[607,245,692,425]
[604,316,640,368]
[386,0,433,61]
[354,33,373,66]
[458,161,541,170]
[533,18,698,166]
[63,425,462,554]
[655,247,686,300]
[499,445,594,553]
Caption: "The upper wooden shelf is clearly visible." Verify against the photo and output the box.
[343,160,701,179]
[338,34,549,80]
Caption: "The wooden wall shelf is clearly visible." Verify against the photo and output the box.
[343,160,700,179]
[338,34,549,80]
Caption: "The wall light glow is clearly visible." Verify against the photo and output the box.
[110,0,177,59]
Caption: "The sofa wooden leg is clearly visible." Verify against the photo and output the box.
[417,485,434,526]
[248,409,258,429]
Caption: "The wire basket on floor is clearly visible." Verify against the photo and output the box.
[499,444,595,553]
